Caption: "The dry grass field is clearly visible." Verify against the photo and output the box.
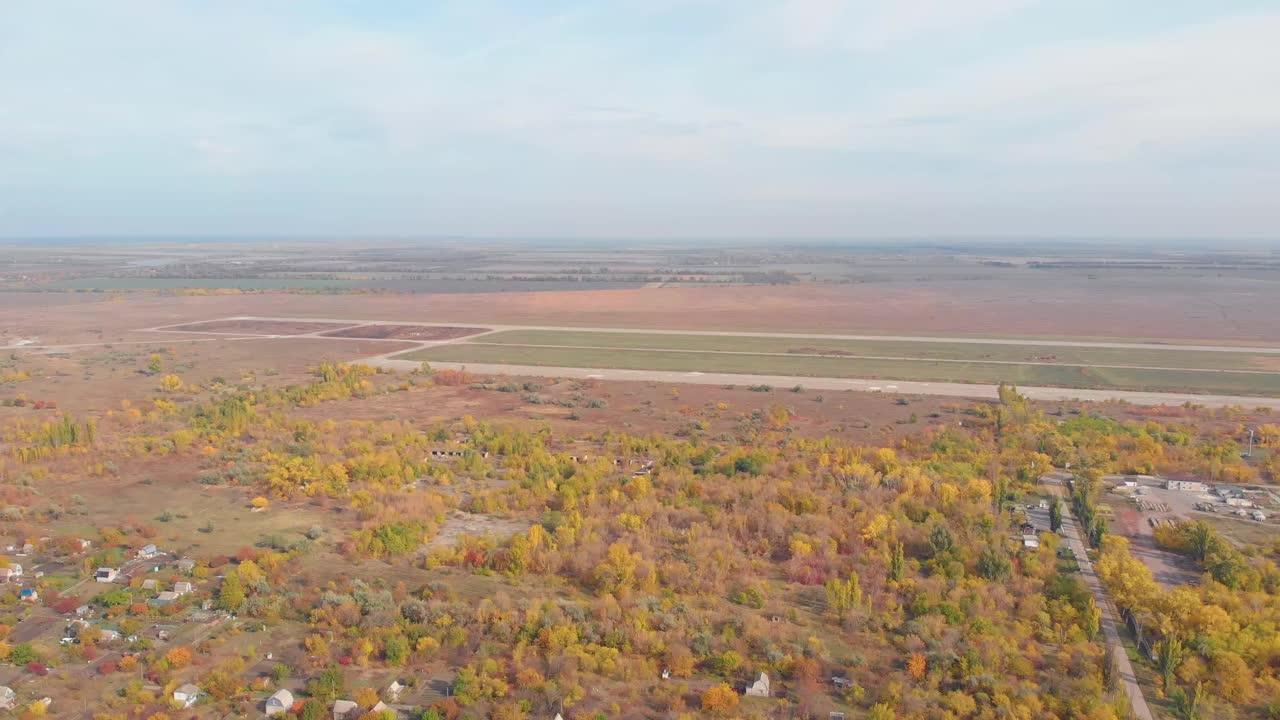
[4,274,1280,349]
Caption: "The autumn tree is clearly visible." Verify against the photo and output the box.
[701,684,739,715]
[825,571,863,619]
[218,573,245,612]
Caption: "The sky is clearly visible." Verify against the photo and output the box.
[2,0,1278,240]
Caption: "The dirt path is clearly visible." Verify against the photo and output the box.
[219,316,1280,354]
[369,359,1280,410]
[1055,494,1154,720]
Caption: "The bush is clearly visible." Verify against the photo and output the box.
[9,643,37,665]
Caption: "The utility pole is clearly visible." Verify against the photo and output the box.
[1246,428,1255,458]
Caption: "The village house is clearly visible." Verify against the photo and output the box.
[177,558,196,573]
[173,684,200,708]
[0,564,22,582]
[332,699,359,719]
[154,591,179,604]
[141,579,158,591]
[174,581,194,595]
[386,680,405,701]
[138,543,159,559]
[745,672,771,697]
[265,688,294,716]
[94,567,119,583]
[0,686,13,710]
[19,588,38,602]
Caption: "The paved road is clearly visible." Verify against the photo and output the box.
[1053,495,1154,720]
[202,315,1280,354]
[371,359,1280,409]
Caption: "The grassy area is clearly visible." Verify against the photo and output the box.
[472,329,1280,371]
[1200,514,1280,547]
[402,343,1280,396]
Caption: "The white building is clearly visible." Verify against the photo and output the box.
[745,672,771,697]
[1166,480,1207,493]
[95,567,119,583]
[265,688,294,716]
[174,684,200,708]
[0,686,13,710]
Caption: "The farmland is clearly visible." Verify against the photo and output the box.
[402,340,1280,396]
[464,329,1280,371]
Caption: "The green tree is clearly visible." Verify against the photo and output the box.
[1170,682,1205,720]
[888,542,905,582]
[299,699,327,720]
[928,525,954,557]
[147,353,164,375]
[1049,498,1063,533]
[97,588,132,607]
[384,634,409,666]
[305,667,345,703]
[977,545,1011,580]
[8,642,37,665]
[1157,638,1185,693]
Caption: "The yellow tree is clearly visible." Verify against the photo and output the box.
[701,684,739,715]
[1094,536,1158,612]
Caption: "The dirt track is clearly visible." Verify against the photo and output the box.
[226,316,1280,354]
[372,360,1280,410]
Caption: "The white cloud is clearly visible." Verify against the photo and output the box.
[736,11,1280,165]
[762,0,1035,52]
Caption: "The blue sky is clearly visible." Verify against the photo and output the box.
[2,0,1278,239]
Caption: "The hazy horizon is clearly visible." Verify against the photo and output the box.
[4,1,1279,239]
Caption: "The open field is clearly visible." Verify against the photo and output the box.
[402,343,1280,396]
[4,276,1280,347]
[318,324,488,341]
[469,329,1280,371]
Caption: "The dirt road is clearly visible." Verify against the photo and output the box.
[1056,499,1155,719]
[371,359,1280,409]
[220,316,1280,354]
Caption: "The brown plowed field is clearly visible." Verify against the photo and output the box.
[163,319,351,335]
[319,324,487,341]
